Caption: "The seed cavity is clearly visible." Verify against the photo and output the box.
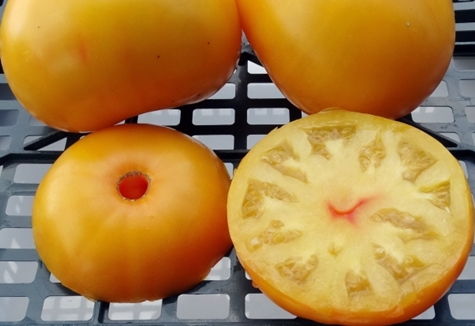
[372,244,426,284]
[359,131,386,172]
[275,255,319,284]
[249,220,302,251]
[261,141,308,182]
[328,242,343,257]
[345,269,372,297]
[398,139,436,182]
[370,208,437,242]
[419,180,451,212]
[241,179,297,219]
[303,122,356,159]
[371,208,428,233]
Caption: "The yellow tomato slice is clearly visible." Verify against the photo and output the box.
[227,110,473,325]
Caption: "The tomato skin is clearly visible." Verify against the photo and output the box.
[0,0,241,132]
[237,0,455,119]
[32,124,232,302]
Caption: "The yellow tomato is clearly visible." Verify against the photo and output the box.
[227,109,473,325]
[237,0,455,119]
[32,123,232,302]
[0,0,241,132]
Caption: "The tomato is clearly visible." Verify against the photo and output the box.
[227,109,473,325]
[32,123,232,302]
[237,0,455,119]
[0,0,241,132]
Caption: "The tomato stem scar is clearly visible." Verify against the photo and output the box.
[117,171,150,201]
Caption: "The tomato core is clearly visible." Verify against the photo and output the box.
[327,198,370,223]
[117,171,150,200]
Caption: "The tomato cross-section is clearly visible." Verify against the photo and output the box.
[227,110,474,325]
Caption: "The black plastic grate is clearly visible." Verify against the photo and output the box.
[0,0,475,325]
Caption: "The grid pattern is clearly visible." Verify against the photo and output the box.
[0,0,474,325]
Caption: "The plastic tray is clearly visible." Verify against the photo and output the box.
[0,0,474,325]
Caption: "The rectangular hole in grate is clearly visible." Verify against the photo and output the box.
[248,108,290,125]
[0,228,34,249]
[458,256,475,280]
[108,301,162,321]
[439,132,460,142]
[209,83,236,99]
[137,109,181,126]
[29,116,46,126]
[192,108,235,125]
[6,195,34,216]
[204,257,231,281]
[459,161,468,178]
[460,80,475,97]
[0,109,19,126]
[41,296,94,322]
[248,83,285,99]
[192,135,234,150]
[429,81,449,97]
[14,163,52,184]
[466,106,475,122]
[454,57,475,71]
[0,135,11,150]
[24,136,66,151]
[248,61,267,74]
[245,293,295,320]
[412,306,435,320]
[224,162,234,178]
[448,294,475,320]
[0,261,38,283]
[411,106,454,123]
[177,294,230,319]
[49,273,60,283]
[0,297,29,322]
[247,134,265,149]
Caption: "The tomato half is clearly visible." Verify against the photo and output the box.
[32,123,232,302]
[237,0,455,119]
[227,109,473,325]
[0,0,241,132]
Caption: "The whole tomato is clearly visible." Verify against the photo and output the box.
[32,123,232,302]
[0,0,241,132]
[237,0,455,119]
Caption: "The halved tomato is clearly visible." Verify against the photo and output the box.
[227,109,473,325]
[33,123,232,302]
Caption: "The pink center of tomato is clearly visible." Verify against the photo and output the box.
[117,171,150,200]
[327,198,370,223]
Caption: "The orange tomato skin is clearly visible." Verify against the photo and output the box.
[32,124,232,302]
[0,0,241,132]
[237,0,455,119]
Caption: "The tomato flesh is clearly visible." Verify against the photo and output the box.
[117,172,150,200]
[227,110,473,325]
